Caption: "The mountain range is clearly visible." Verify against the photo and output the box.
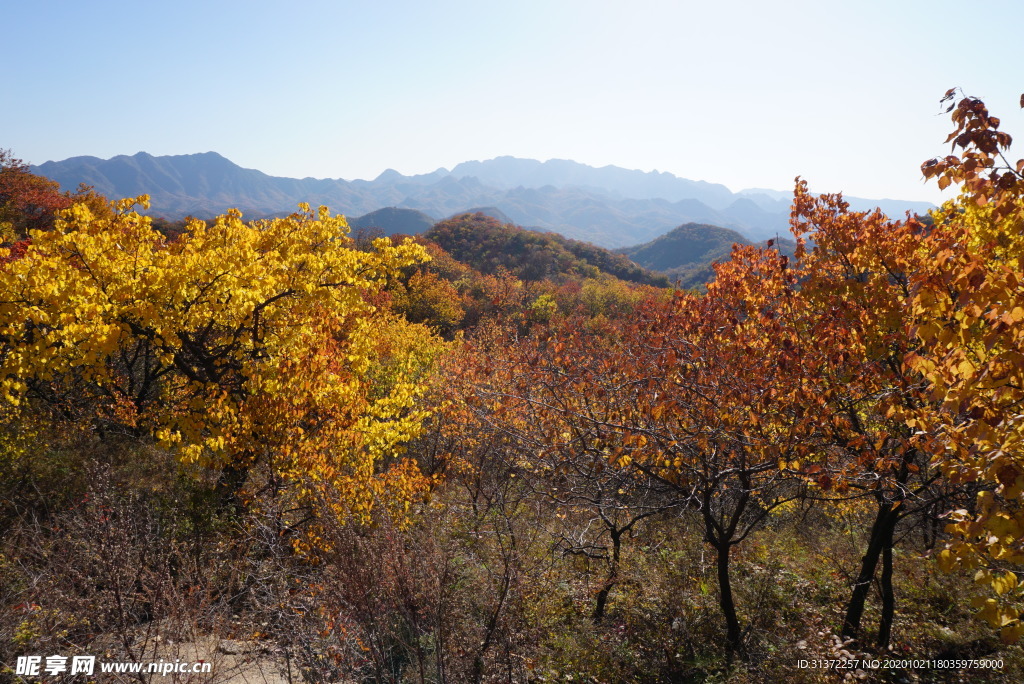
[32,152,935,249]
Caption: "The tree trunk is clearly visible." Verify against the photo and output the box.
[715,539,743,654]
[593,530,621,623]
[841,499,898,641]
[701,487,749,659]
[214,462,249,513]
[877,524,896,649]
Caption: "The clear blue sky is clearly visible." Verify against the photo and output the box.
[4,0,1022,203]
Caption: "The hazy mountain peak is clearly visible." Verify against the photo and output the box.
[738,187,793,201]
[374,168,405,182]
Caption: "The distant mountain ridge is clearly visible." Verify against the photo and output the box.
[33,152,935,249]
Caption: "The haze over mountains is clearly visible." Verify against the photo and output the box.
[33,152,935,249]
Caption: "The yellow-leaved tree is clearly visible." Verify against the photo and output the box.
[914,90,1024,641]
[0,197,443,528]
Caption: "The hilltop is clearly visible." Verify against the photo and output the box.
[620,222,797,290]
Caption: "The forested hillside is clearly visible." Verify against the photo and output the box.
[424,212,670,286]
[1,91,1023,683]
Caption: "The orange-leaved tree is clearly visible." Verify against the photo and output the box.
[462,244,818,656]
[457,305,684,624]
[788,179,954,649]
[0,149,73,240]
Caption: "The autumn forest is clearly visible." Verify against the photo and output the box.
[1,91,1023,682]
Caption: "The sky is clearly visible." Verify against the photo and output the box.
[4,0,1022,204]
